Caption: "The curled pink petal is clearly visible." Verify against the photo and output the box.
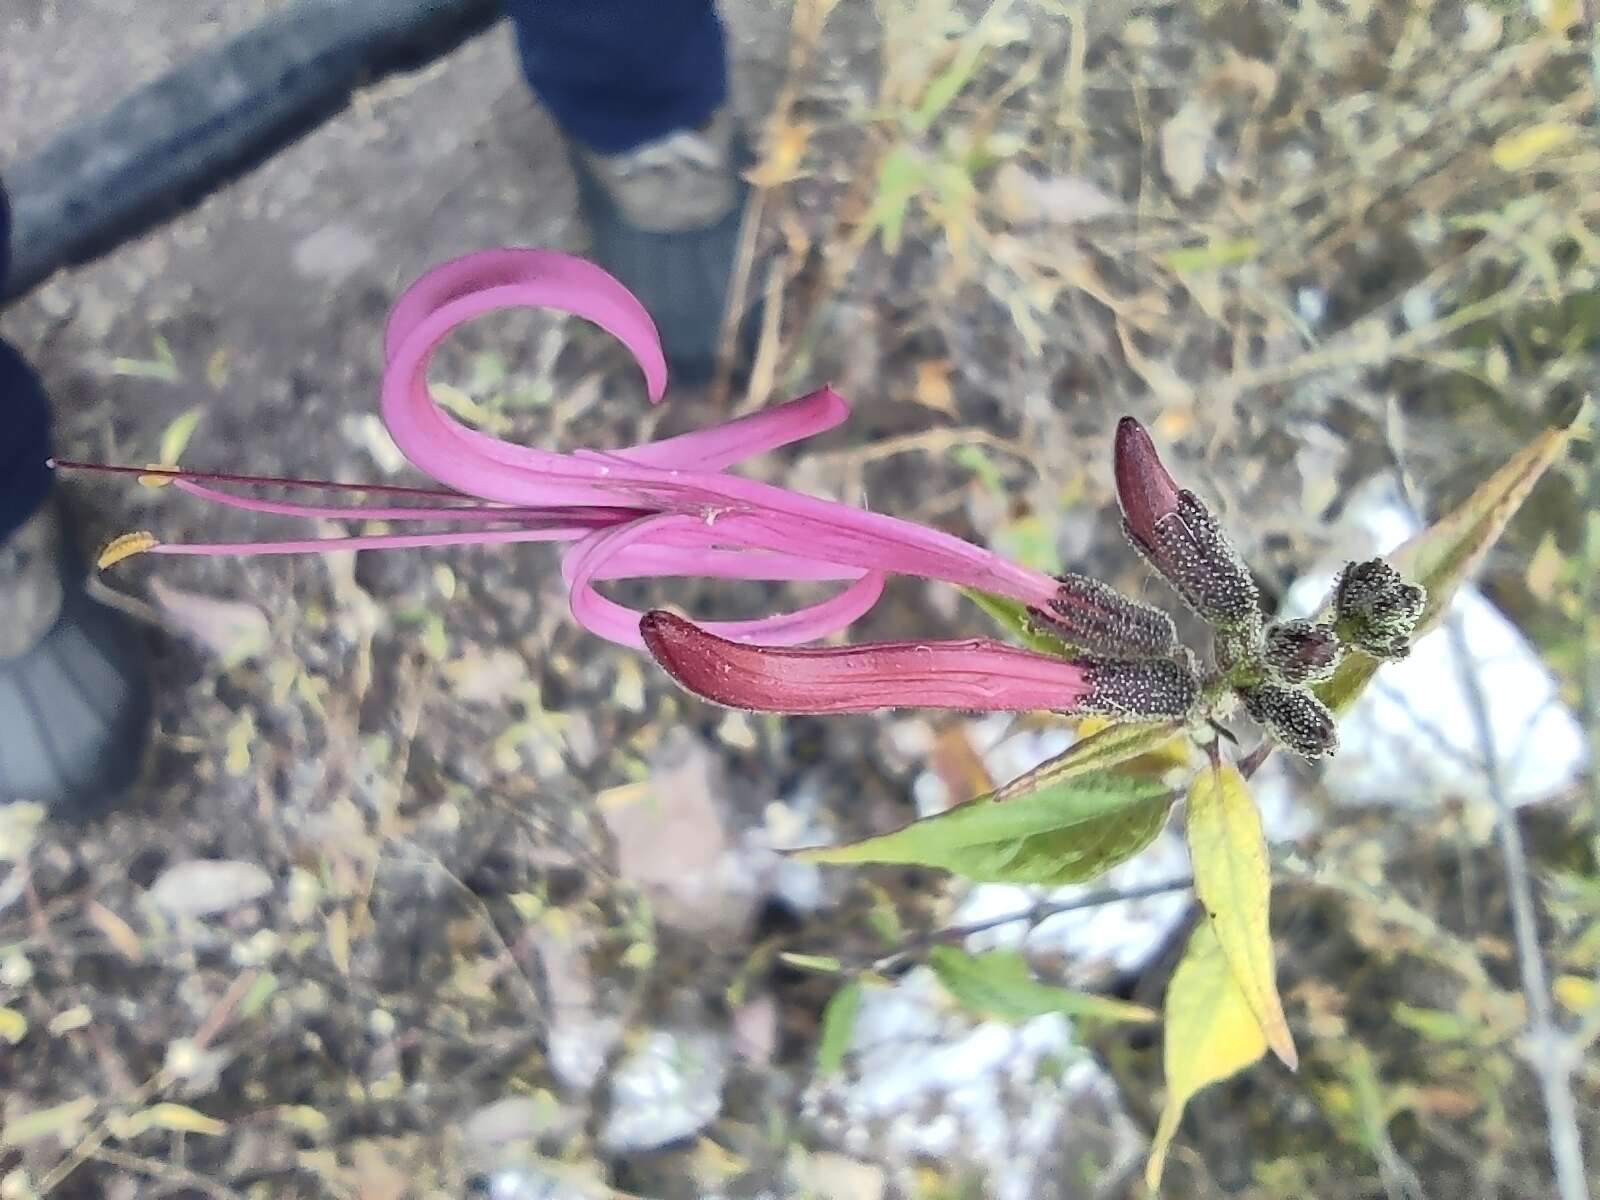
[602,386,851,471]
[562,515,884,649]
[639,610,1095,714]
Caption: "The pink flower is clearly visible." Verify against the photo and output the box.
[72,249,1062,651]
[639,611,1199,718]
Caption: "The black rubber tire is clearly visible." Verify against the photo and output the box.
[2,0,500,302]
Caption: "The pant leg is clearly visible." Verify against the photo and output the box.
[503,0,727,154]
[1,184,53,542]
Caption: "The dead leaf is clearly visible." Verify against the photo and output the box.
[993,162,1124,226]
[929,724,994,807]
[149,580,269,664]
[599,731,752,936]
[1525,532,1563,602]
[85,901,144,962]
[913,359,958,416]
[747,119,814,188]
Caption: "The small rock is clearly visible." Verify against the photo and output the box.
[147,860,272,919]
[601,731,760,937]
[534,927,622,1094]
[463,1097,558,1154]
[148,580,269,664]
[292,223,377,282]
[600,1029,730,1153]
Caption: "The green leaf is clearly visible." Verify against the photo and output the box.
[908,0,1015,131]
[1162,236,1260,273]
[863,145,926,253]
[797,770,1178,885]
[961,587,1077,656]
[929,947,1156,1024]
[1315,419,1575,714]
[1146,918,1269,1191]
[157,407,204,465]
[990,719,1188,801]
[816,980,863,1076]
[779,952,845,976]
[1184,763,1297,1069]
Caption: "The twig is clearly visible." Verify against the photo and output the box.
[1445,614,1590,1200]
[89,1148,245,1200]
[867,874,1194,971]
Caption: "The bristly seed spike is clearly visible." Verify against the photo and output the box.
[1034,571,1179,660]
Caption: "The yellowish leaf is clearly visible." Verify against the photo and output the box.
[48,1005,92,1035]
[225,712,255,778]
[2,1097,97,1146]
[1554,974,1596,1017]
[0,1005,27,1044]
[126,1102,227,1137]
[326,908,351,975]
[1146,918,1268,1190]
[1525,532,1563,602]
[157,407,204,466]
[85,901,144,962]
[1491,122,1576,172]
[1184,763,1297,1069]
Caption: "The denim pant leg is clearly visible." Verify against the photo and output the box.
[1,182,52,543]
[502,0,727,154]
[0,339,52,542]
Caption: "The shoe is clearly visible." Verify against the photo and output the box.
[0,499,152,817]
[566,105,756,385]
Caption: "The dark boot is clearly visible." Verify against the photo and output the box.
[566,105,756,386]
[0,499,152,817]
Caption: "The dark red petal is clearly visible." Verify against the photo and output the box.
[1113,416,1181,545]
[639,611,1092,714]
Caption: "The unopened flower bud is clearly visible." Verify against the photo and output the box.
[1113,417,1260,633]
[1262,619,1344,684]
[1241,681,1338,759]
[1332,559,1426,660]
[1033,572,1179,659]
[1080,655,1201,720]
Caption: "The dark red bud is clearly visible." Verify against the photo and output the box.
[1113,416,1182,550]
[1113,417,1260,632]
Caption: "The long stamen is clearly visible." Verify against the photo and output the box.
[170,479,639,523]
[51,459,474,499]
[147,525,602,558]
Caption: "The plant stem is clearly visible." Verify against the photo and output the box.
[1445,615,1590,1200]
